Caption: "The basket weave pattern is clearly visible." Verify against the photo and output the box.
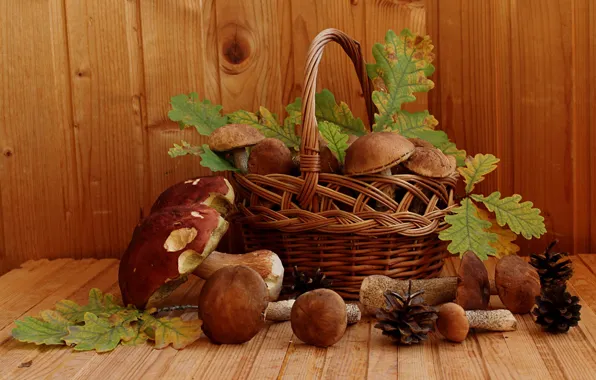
[232,29,458,299]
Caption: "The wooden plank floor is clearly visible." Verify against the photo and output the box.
[1,256,596,379]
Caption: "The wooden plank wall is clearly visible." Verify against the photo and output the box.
[0,0,593,273]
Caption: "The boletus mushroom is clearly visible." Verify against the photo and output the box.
[247,138,294,175]
[344,132,415,210]
[198,266,361,345]
[455,251,491,310]
[436,303,517,343]
[199,265,269,344]
[319,135,358,173]
[150,176,235,216]
[291,289,348,347]
[119,204,229,309]
[403,146,456,178]
[495,255,541,314]
[208,124,265,173]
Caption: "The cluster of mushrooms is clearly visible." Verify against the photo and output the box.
[360,251,540,342]
[209,124,456,180]
[118,176,360,347]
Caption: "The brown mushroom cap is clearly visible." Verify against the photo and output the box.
[150,176,235,216]
[408,137,435,149]
[495,255,541,314]
[455,251,491,310]
[344,132,415,175]
[207,124,265,151]
[198,265,269,344]
[247,138,293,175]
[290,289,347,347]
[118,205,228,309]
[403,147,456,178]
[437,302,470,343]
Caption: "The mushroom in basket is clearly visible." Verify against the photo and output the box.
[207,124,265,173]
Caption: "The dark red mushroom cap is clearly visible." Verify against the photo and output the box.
[119,205,228,309]
[149,176,235,217]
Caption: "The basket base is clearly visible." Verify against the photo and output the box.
[241,225,449,300]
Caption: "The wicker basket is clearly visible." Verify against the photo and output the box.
[231,28,458,300]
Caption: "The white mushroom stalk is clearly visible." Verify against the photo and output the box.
[193,250,284,301]
[265,299,361,324]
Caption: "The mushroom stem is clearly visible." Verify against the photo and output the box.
[360,275,498,314]
[465,309,517,331]
[193,250,284,301]
[265,299,361,325]
[232,148,249,174]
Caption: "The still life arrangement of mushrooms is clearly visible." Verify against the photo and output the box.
[11,28,580,353]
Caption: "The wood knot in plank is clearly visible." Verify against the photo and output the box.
[219,24,253,74]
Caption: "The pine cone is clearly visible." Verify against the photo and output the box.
[530,240,572,287]
[533,284,581,333]
[374,282,438,345]
[289,266,333,297]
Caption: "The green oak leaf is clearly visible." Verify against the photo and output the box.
[367,29,435,131]
[64,312,137,353]
[285,92,366,136]
[228,107,301,148]
[318,121,350,164]
[168,93,228,136]
[375,109,437,133]
[285,97,302,126]
[435,140,467,167]
[12,310,71,345]
[199,144,239,172]
[314,90,366,136]
[438,198,497,260]
[458,154,500,194]
[55,288,126,324]
[140,313,203,350]
[168,140,203,158]
[471,192,546,239]
[121,324,150,346]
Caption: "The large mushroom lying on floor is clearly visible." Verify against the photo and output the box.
[119,176,285,308]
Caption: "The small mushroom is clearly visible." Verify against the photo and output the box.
[344,132,415,176]
[247,138,293,175]
[437,303,517,343]
[344,132,415,209]
[208,124,265,173]
[150,176,235,216]
[495,255,541,314]
[198,265,269,344]
[408,137,434,148]
[198,266,362,345]
[455,251,491,310]
[290,289,347,347]
[403,146,456,178]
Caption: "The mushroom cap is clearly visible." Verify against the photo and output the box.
[403,147,457,178]
[455,251,491,310]
[247,138,293,175]
[291,289,347,347]
[150,176,235,216]
[408,137,435,148]
[198,265,269,344]
[208,124,265,151]
[344,132,415,175]
[495,255,541,314]
[118,205,228,309]
[436,302,469,343]
[319,135,358,174]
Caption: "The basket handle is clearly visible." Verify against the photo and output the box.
[298,28,376,207]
